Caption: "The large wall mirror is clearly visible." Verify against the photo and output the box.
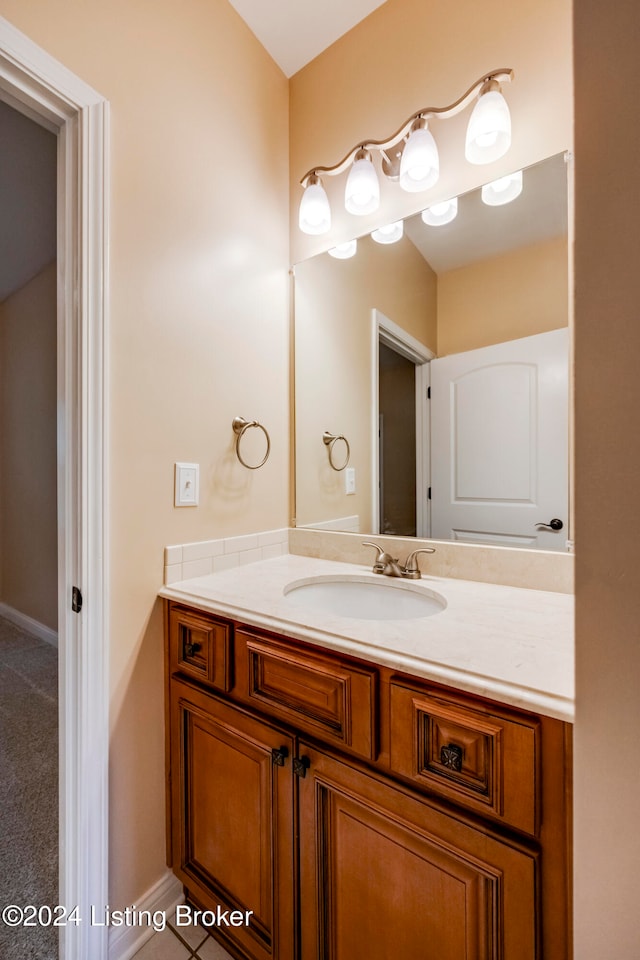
[293,152,570,551]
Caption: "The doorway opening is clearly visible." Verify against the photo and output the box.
[371,309,433,539]
[378,343,417,536]
[0,17,109,960]
[0,97,58,960]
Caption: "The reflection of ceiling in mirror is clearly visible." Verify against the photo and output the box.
[404,153,568,274]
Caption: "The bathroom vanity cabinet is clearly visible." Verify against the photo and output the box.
[165,600,571,960]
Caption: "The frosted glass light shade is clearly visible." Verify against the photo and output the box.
[421,197,458,226]
[345,152,380,216]
[399,125,439,192]
[371,220,404,244]
[465,89,511,164]
[328,239,358,259]
[481,170,523,206]
[298,177,331,235]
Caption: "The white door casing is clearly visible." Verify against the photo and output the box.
[430,328,569,551]
[0,17,109,960]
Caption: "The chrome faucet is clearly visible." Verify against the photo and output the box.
[362,542,435,579]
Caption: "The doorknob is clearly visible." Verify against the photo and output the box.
[535,518,563,531]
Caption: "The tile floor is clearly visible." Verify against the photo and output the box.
[132,907,234,960]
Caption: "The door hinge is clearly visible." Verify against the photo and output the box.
[428,487,432,500]
[427,386,431,399]
[72,586,83,613]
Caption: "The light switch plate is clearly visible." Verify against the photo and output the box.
[175,462,199,506]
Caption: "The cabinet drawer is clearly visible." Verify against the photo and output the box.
[169,606,232,692]
[235,630,377,760]
[390,680,539,834]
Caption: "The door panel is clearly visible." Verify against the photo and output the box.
[171,681,295,960]
[299,744,538,960]
[430,328,568,550]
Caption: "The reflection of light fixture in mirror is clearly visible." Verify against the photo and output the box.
[297,68,513,233]
[465,79,512,164]
[481,170,523,206]
[345,149,380,216]
[298,173,331,235]
[421,197,458,226]
[399,119,439,192]
[328,239,358,259]
[371,221,404,244]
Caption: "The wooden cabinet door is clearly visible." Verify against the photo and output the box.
[170,681,295,960]
[298,742,538,960]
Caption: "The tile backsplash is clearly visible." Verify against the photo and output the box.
[164,526,574,593]
[164,528,289,584]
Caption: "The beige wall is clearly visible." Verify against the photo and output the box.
[0,263,57,630]
[294,235,435,529]
[0,0,290,909]
[290,0,573,262]
[574,2,640,955]
[437,235,569,355]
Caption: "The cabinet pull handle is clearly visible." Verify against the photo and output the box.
[271,746,289,766]
[183,641,201,658]
[440,743,464,772]
[293,756,311,778]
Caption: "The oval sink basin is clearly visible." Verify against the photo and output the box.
[283,575,446,621]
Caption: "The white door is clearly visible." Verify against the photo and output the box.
[430,328,569,550]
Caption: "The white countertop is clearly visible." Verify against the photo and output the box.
[159,554,574,722]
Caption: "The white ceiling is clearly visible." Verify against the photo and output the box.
[226,0,388,77]
[0,100,57,304]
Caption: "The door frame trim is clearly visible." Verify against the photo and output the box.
[0,17,109,960]
[371,310,433,537]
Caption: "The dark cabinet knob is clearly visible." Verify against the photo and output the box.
[440,743,464,772]
[184,641,201,658]
[293,756,311,778]
[271,746,289,767]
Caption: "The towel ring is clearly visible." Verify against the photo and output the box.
[232,416,271,469]
[323,431,350,471]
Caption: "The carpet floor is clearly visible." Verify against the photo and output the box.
[0,615,58,959]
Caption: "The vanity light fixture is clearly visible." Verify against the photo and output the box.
[399,119,439,192]
[298,173,331,235]
[481,170,523,206]
[344,148,380,215]
[422,197,458,226]
[371,220,404,244]
[328,239,358,259]
[297,68,513,236]
[465,78,512,164]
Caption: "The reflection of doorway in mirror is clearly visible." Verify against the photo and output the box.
[379,343,416,536]
[373,311,433,539]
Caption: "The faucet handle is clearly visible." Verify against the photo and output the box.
[403,547,436,579]
[362,541,395,573]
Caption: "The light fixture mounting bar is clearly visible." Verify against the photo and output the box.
[299,68,514,186]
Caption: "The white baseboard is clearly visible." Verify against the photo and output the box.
[108,870,183,960]
[0,601,58,647]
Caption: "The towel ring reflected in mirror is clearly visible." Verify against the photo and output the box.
[232,416,271,469]
[323,431,351,471]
